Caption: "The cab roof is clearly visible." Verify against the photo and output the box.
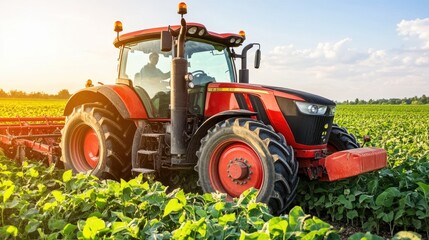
[113,22,245,48]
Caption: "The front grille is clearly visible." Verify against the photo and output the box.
[276,97,334,145]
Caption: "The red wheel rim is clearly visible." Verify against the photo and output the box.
[208,140,264,198]
[83,128,99,168]
[69,124,100,171]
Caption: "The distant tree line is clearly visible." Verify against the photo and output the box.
[0,89,71,99]
[338,95,429,105]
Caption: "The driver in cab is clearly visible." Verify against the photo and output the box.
[140,52,170,84]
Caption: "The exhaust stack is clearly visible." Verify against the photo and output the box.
[170,2,188,158]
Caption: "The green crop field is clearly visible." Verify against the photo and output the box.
[0,100,427,239]
[0,98,66,117]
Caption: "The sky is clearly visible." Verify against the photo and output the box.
[0,0,428,101]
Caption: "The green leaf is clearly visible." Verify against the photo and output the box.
[5,225,18,237]
[348,232,384,240]
[368,179,379,194]
[3,185,15,203]
[111,222,127,234]
[268,217,288,238]
[28,168,39,177]
[303,217,331,231]
[163,198,183,217]
[62,170,73,183]
[196,208,207,218]
[288,206,308,232]
[219,213,236,226]
[176,189,187,205]
[25,220,40,233]
[375,187,401,208]
[82,216,106,239]
[337,195,353,209]
[239,230,270,240]
[48,218,67,231]
[112,211,132,223]
[346,210,359,220]
[411,219,421,229]
[417,182,429,199]
[62,223,78,236]
[51,190,65,202]
[5,198,19,208]
[392,231,422,240]
[358,194,373,204]
[381,211,394,223]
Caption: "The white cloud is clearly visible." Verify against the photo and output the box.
[397,18,429,49]
[252,18,429,101]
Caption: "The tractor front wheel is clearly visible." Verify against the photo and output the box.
[61,103,134,180]
[328,124,360,152]
[196,118,299,215]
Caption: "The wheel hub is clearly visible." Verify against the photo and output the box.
[83,128,99,168]
[228,159,249,180]
[209,141,263,198]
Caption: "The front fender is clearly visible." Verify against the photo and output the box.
[185,109,256,164]
[64,85,148,119]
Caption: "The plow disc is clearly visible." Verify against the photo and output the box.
[0,117,64,164]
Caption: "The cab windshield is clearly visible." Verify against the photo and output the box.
[119,39,235,98]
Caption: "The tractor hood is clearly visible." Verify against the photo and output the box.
[264,85,336,106]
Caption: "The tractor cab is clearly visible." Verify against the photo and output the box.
[114,23,248,118]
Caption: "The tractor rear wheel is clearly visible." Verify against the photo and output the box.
[61,103,134,180]
[196,118,299,215]
[328,124,360,152]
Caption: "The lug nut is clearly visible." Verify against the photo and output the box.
[249,171,253,175]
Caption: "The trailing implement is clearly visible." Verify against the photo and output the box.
[0,2,387,215]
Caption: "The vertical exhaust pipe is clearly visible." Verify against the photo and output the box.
[170,3,188,158]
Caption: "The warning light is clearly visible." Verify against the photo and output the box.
[178,2,187,15]
[114,21,123,33]
[239,30,246,38]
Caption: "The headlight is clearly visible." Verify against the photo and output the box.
[188,26,198,35]
[295,101,328,116]
[329,106,336,115]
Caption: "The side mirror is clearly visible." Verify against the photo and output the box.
[161,31,172,52]
[254,49,261,69]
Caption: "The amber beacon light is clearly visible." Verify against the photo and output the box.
[239,30,246,38]
[114,21,123,33]
[178,2,187,15]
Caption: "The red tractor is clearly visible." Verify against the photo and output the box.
[0,3,386,215]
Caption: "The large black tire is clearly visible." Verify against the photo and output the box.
[60,103,134,180]
[328,124,360,152]
[196,118,299,215]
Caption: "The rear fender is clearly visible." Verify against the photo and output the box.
[185,109,256,164]
[64,85,148,119]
